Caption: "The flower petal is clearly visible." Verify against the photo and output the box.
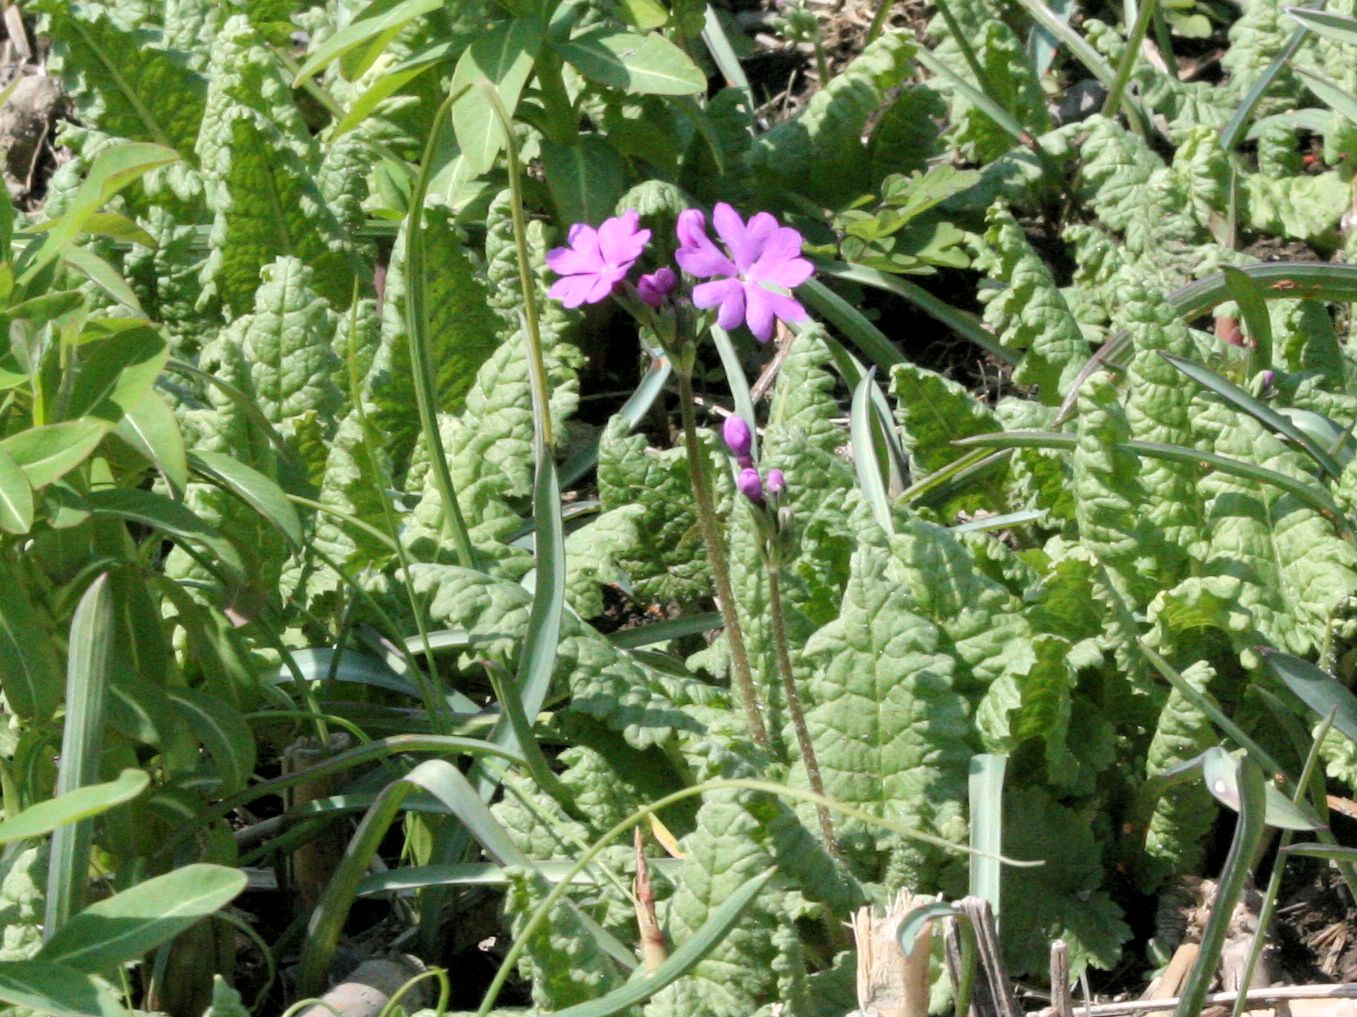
[712,203,758,272]
[692,277,742,310]
[676,208,708,249]
[748,226,812,288]
[742,212,781,264]
[676,244,735,279]
[584,270,619,304]
[761,286,808,324]
[549,274,599,308]
[546,245,599,277]
[717,286,746,331]
[597,210,650,267]
[743,282,776,341]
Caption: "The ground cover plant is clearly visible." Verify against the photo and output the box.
[4,0,1357,1014]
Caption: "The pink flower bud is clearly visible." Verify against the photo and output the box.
[766,468,786,496]
[722,416,753,459]
[737,467,764,504]
[637,267,677,307]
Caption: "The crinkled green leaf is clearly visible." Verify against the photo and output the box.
[1001,786,1130,977]
[38,1,207,156]
[751,32,916,208]
[802,537,971,884]
[975,205,1088,403]
[1139,660,1219,891]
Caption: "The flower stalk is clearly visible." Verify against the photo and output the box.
[766,561,842,863]
[676,369,771,750]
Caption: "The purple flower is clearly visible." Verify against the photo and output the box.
[546,210,651,308]
[737,467,764,505]
[722,416,753,460]
[637,267,677,307]
[766,468,786,496]
[675,203,813,342]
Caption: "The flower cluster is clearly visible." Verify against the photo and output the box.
[545,202,812,343]
[722,415,786,508]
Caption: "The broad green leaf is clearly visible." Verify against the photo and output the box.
[39,864,246,973]
[83,488,244,583]
[0,448,34,534]
[541,136,627,227]
[66,326,169,423]
[189,449,303,551]
[166,687,256,794]
[451,17,545,176]
[1259,647,1357,745]
[0,770,149,846]
[0,557,61,720]
[115,390,188,495]
[1140,661,1217,891]
[1199,746,1324,831]
[38,3,206,154]
[975,205,1087,403]
[0,960,123,1017]
[0,419,109,490]
[291,0,443,83]
[47,574,115,935]
[18,142,178,284]
[555,28,706,95]
[802,538,970,882]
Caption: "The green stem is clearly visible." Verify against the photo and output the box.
[482,84,552,449]
[766,563,842,863]
[676,370,770,750]
[1102,0,1158,122]
[407,87,477,569]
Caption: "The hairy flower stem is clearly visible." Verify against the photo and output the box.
[766,563,843,864]
[676,370,770,750]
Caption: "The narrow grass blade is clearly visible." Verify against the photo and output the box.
[701,5,753,105]
[1233,707,1338,1017]
[1057,262,1357,421]
[955,431,1353,538]
[1222,20,1312,149]
[1282,842,1357,862]
[1158,352,1342,478]
[405,87,477,568]
[1016,0,1117,84]
[188,451,304,551]
[608,612,722,648]
[82,488,244,583]
[291,0,442,83]
[1138,642,1288,780]
[0,769,147,846]
[851,369,894,530]
[914,45,1046,150]
[1258,647,1357,743]
[1287,6,1357,45]
[1174,756,1267,1017]
[549,869,777,1017]
[1200,747,1324,830]
[798,277,903,370]
[45,574,115,937]
[818,261,1016,364]
[1221,265,1275,369]
[38,864,246,974]
[968,754,1006,920]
